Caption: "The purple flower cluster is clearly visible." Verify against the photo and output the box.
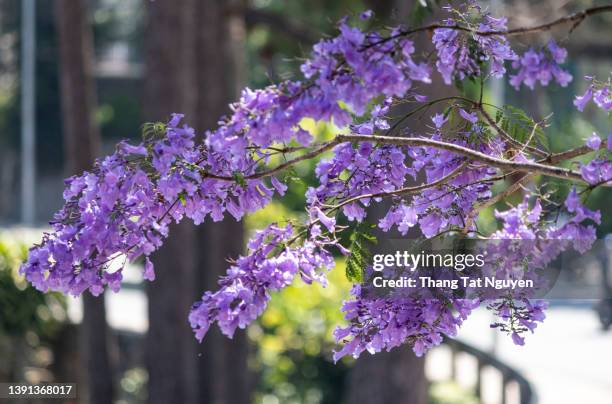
[488,299,547,345]
[493,191,599,255]
[510,40,572,89]
[379,114,496,238]
[580,158,612,185]
[433,9,517,84]
[578,131,612,186]
[334,287,480,360]
[301,20,431,116]
[482,191,599,342]
[574,80,612,112]
[20,13,435,298]
[308,141,410,222]
[334,190,601,359]
[189,223,335,339]
[21,114,283,296]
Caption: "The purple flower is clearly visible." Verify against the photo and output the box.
[419,212,444,238]
[119,141,148,156]
[586,132,601,150]
[459,108,478,124]
[144,257,156,281]
[360,10,373,20]
[510,40,572,90]
[574,79,611,112]
[593,86,612,111]
[580,159,612,185]
[314,207,336,232]
[432,10,516,85]
[574,86,593,111]
[432,113,447,129]
[511,332,525,346]
[271,176,288,196]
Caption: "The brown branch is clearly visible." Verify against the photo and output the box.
[200,139,340,181]
[336,133,598,185]
[492,5,612,37]
[366,5,612,49]
[412,5,611,37]
[199,132,606,190]
[462,173,534,234]
[478,107,548,158]
[201,132,606,188]
[541,142,606,164]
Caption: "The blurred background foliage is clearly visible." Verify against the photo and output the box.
[0,231,67,383]
[0,234,65,338]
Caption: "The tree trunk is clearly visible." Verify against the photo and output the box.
[54,1,115,403]
[344,3,433,403]
[143,1,250,403]
[143,1,198,403]
[346,199,428,404]
[345,350,426,404]
[193,1,250,403]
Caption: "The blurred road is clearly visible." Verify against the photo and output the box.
[435,304,612,404]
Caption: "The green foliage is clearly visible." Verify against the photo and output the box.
[233,171,247,187]
[0,233,66,338]
[141,121,167,141]
[345,223,377,283]
[250,260,351,404]
[408,0,437,26]
[495,105,549,151]
[429,381,479,404]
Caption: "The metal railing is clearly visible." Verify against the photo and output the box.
[444,338,536,404]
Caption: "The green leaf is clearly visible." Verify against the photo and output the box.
[496,105,549,151]
[141,122,167,141]
[409,1,431,26]
[345,223,377,283]
[232,171,247,187]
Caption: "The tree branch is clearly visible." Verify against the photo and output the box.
[200,139,340,181]
[200,132,607,189]
[478,107,548,158]
[366,5,612,49]
[541,142,606,164]
[335,133,600,185]
[462,173,534,234]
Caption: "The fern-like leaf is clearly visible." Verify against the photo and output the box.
[345,223,378,283]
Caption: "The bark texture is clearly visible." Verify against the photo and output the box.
[345,350,427,404]
[143,1,198,403]
[54,1,115,403]
[343,2,429,403]
[144,1,250,403]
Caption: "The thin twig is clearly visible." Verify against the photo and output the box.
[462,173,535,234]
[478,107,548,158]
[541,142,606,164]
[328,162,469,213]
